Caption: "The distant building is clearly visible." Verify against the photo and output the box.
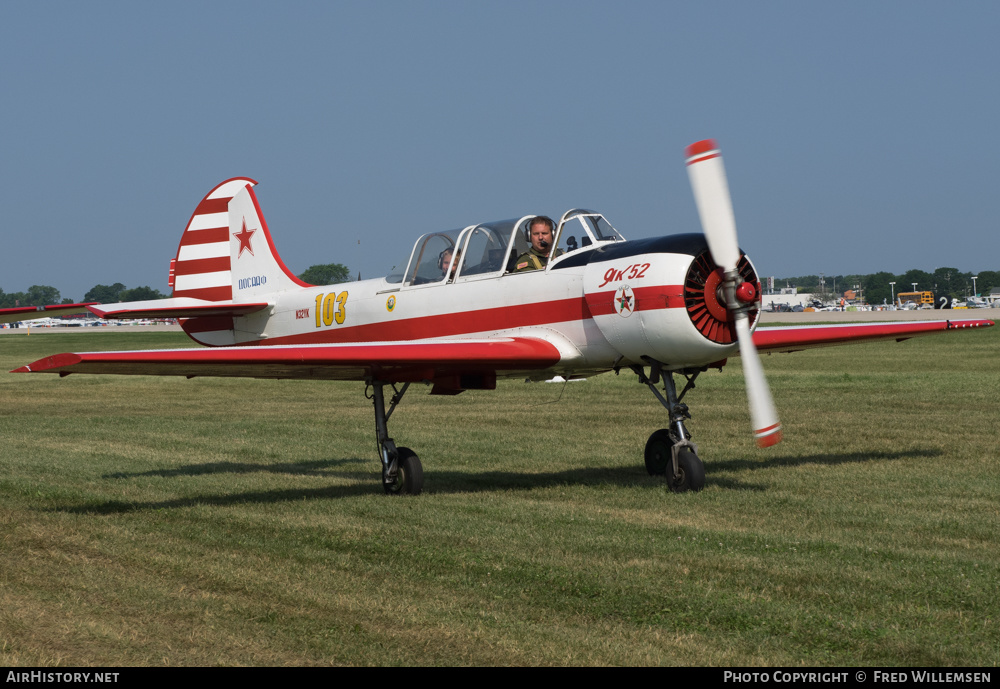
[761,292,817,310]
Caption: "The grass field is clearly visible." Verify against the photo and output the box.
[1,326,997,666]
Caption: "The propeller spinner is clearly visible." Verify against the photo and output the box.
[685,140,782,447]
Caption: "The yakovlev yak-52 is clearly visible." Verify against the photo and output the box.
[13,141,993,494]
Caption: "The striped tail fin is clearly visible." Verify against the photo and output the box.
[171,177,306,302]
[165,178,307,345]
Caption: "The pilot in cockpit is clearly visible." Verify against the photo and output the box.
[514,216,562,272]
[439,247,461,280]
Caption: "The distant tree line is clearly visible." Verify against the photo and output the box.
[82,283,165,303]
[771,268,1000,305]
[1,264,351,308]
[0,283,166,308]
[0,285,70,308]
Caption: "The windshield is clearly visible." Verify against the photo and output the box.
[400,228,464,286]
[552,210,624,262]
[385,255,408,284]
[458,219,520,279]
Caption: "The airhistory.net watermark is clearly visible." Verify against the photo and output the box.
[6,672,119,683]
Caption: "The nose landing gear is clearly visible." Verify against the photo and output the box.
[633,361,706,492]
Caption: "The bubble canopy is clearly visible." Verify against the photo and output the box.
[385,210,624,285]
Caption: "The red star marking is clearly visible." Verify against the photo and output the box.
[233,219,256,258]
[618,292,633,313]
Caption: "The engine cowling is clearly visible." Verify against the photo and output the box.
[583,234,761,367]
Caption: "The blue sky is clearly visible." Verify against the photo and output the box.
[2,1,998,300]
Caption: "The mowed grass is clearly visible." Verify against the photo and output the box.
[1,326,997,666]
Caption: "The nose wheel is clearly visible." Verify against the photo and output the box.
[634,361,706,493]
[644,429,706,493]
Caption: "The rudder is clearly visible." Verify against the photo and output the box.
[227,183,309,299]
[171,178,306,303]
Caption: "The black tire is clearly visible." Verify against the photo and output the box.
[383,447,424,496]
[666,447,705,493]
[644,429,675,476]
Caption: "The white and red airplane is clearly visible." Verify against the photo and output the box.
[12,140,993,495]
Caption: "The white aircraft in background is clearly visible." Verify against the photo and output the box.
[12,140,993,495]
[0,305,96,326]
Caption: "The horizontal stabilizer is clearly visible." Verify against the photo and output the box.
[753,319,994,353]
[12,337,562,383]
[86,298,271,320]
[0,303,98,324]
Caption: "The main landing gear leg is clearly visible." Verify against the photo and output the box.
[632,362,706,493]
[367,381,423,495]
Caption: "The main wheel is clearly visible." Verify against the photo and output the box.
[644,429,676,476]
[666,447,705,493]
[383,447,424,496]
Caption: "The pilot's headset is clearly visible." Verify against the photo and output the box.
[524,216,555,246]
[437,248,452,271]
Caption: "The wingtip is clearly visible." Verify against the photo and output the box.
[12,353,83,373]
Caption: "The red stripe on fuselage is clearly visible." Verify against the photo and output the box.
[227,287,689,347]
[244,296,591,346]
[586,285,686,316]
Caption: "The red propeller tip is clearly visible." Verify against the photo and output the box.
[754,425,783,448]
[685,139,719,158]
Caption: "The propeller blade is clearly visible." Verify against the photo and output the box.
[735,316,783,447]
[686,138,782,447]
[685,139,741,272]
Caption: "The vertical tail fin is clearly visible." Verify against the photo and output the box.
[171,178,306,302]
[172,178,255,302]
[227,184,309,299]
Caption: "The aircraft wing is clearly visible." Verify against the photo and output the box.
[85,297,271,320]
[753,318,994,353]
[2,299,269,324]
[12,337,563,387]
[0,303,98,325]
